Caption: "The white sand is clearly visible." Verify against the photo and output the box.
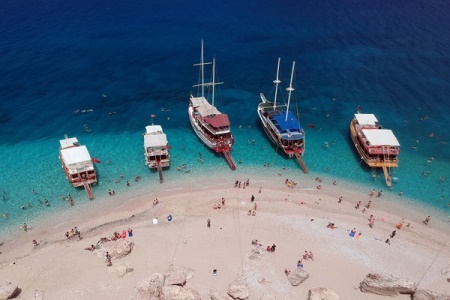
[0,175,449,299]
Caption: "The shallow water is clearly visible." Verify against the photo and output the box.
[0,0,449,236]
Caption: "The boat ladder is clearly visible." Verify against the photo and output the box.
[157,163,164,183]
[294,153,309,173]
[381,165,392,188]
[83,181,94,200]
[223,150,236,170]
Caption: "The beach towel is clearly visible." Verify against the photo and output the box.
[153,218,158,225]
[349,231,356,237]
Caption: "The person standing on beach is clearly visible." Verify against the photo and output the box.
[207,218,211,228]
[368,215,375,228]
[251,195,255,202]
[390,230,396,238]
[423,216,431,225]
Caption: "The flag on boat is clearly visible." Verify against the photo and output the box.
[92,158,101,163]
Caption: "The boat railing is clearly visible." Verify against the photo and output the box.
[199,119,230,135]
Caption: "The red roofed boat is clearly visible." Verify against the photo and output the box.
[188,40,235,170]
[350,113,400,187]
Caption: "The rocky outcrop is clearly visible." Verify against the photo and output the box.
[287,269,310,286]
[109,264,134,277]
[227,278,249,300]
[260,294,279,300]
[248,246,265,260]
[210,289,233,300]
[165,264,195,286]
[161,285,201,300]
[0,283,21,300]
[107,239,134,259]
[307,287,339,300]
[133,273,165,300]
[32,290,45,300]
[412,289,450,300]
[359,273,417,296]
[133,265,201,300]
[441,264,450,277]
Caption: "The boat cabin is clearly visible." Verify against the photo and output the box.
[144,125,170,168]
[59,137,97,187]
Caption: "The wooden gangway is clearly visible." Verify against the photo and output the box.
[382,165,392,188]
[223,151,236,170]
[83,181,94,200]
[157,163,164,183]
[294,153,309,173]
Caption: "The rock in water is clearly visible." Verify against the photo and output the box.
[307,287,339,300]
[164,265,195,286]
[288,269,310,286]
[359,273,416,296]
[227,278,249,300]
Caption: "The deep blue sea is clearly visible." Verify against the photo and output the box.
[1,0,449,236]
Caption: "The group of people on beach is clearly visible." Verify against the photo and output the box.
[213,197,225,210]
[285,178,297,189]
[234,179,250,189]
[65,226,82,240]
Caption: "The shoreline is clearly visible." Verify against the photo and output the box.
[0,172,450,299]
[0,173,449,299]
[3,168,449,244]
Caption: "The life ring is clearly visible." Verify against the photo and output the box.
[167,215,173,222]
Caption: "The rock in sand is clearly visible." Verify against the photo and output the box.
[0,283,21,300]
[288,269,310,286]
[307,287,339,300]
[359,273,416,296]
[227,278,249,300]
[164,264,195,286]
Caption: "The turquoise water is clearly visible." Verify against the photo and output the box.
[0,0,449,236]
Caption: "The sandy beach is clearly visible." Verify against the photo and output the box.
[0,174,449,299]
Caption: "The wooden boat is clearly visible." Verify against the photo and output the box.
[257,58,308,173]
[188,40,236,170]
[59,135,97,199]
[350,113,400,187]
[143,123,170,183]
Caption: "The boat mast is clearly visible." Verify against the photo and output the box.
[212,58,216,107]
[285,61,295,121]
[193,40,211,98]
[273,58,281,109]
[201,40,205,98]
